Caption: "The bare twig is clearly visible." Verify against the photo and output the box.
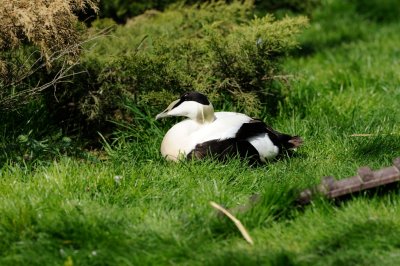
[350,134,374,137]
[350,133,399,137]
[210,201,254,245]
[0,28,112,111]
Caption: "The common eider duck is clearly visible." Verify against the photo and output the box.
[156,92,302,163]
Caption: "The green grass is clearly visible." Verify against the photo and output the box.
[1,0,400,265]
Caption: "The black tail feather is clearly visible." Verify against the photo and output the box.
[236,119,303,151]
[287,136,303,149]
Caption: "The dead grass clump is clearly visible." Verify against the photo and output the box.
[0,0,98,64]
[0,0,98,110]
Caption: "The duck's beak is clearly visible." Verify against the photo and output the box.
[155,99,180,120]
[155,110,169,120]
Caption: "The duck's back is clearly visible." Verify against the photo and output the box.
[191,112,252,142]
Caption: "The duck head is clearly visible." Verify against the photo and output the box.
[156,92,215,123]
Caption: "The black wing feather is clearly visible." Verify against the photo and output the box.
[187,119,302,162]
[237,119,302,150]
[187,138,260,163]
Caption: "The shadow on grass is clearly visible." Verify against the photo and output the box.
[203,249,297,266]
[350,135,400,160]
[301,219,400,265]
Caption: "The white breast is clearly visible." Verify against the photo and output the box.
[160,119,200,161]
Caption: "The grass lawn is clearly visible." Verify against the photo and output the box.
[1,2,400,265]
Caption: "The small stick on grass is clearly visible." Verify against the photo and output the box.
[210,201,254,245]
[350,133,399,137]
[350,134,375,137]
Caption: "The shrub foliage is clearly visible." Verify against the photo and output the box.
[97,0,319,23]
[70,0,307,128]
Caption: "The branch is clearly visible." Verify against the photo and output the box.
[297,157,400,204]
[0,59,82,110]
[0,27,113,111]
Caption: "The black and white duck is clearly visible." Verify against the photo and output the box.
[156,91,302,163]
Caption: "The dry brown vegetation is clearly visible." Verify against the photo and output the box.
[0,0,98,62]
[0,0,98,110]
